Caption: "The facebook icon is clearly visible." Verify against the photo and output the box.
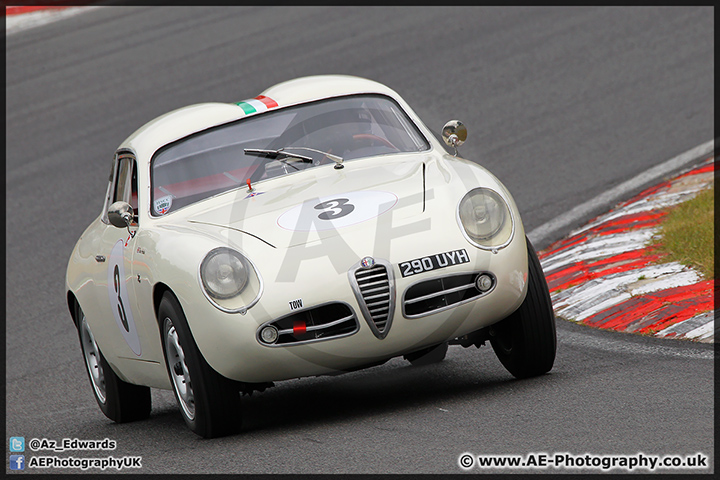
[9,455,25,470]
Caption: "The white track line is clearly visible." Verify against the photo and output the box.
[528,139,715,247]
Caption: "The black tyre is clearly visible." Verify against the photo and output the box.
[490,236,556,378]
[158,292,242,438]
[404,342,449,366]
[76,305,151,423]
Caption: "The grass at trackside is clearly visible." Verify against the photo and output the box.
[654,185,714,279]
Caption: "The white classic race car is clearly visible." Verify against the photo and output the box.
[66,75,556,438]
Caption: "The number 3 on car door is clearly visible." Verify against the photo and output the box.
[107,238,142,356]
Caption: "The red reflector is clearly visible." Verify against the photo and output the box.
[293,320,306,334]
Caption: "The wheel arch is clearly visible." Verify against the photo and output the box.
[152,282,174,327]
[67,290,80,329]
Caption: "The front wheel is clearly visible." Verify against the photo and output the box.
[158,292,242,438]
[490,237,557,378]
[76,305,151,423]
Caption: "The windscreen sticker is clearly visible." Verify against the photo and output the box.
[154,195,173,215]
[277,190,398,232]
[107,239,142,356]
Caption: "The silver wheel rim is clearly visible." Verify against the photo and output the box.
[164,318,195,420]
[80,315,106,403]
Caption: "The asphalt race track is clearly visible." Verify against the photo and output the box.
[5,6,714,474]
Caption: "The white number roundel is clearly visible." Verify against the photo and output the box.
[277,190,398,232]
[107,239,142,356]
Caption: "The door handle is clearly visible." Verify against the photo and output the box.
[95,255,106,263]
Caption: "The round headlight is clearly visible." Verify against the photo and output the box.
[458,187,513,248]
[200,247,250,299]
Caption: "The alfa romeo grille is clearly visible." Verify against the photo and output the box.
[349,259,395,339]
[403,272,496,318]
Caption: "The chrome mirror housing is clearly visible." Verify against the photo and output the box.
[108,201,134,229]
[442,120,467,156]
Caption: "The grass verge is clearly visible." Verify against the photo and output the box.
[654,185,714,279]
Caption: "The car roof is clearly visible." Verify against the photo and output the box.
[118,75,405,163]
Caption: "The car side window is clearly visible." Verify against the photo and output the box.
[101,161,115,224]
[112,155,139,225]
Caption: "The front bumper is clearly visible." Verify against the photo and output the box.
[185,229,528,383]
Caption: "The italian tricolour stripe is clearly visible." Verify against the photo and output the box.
[235,95,279,115]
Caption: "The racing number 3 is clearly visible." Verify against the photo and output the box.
[107,238,142,355]
[113,265,130,332]
[314,198,355,220]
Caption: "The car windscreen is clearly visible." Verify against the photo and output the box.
[150,94,430,216]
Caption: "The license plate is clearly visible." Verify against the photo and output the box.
[399,249,470,278]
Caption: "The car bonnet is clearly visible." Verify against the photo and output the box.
[184,154,431,250]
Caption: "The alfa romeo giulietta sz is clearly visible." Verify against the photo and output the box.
[66,75,556,437]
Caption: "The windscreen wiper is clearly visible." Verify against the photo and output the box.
[244,148,313,163]
[244,147,344,170]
